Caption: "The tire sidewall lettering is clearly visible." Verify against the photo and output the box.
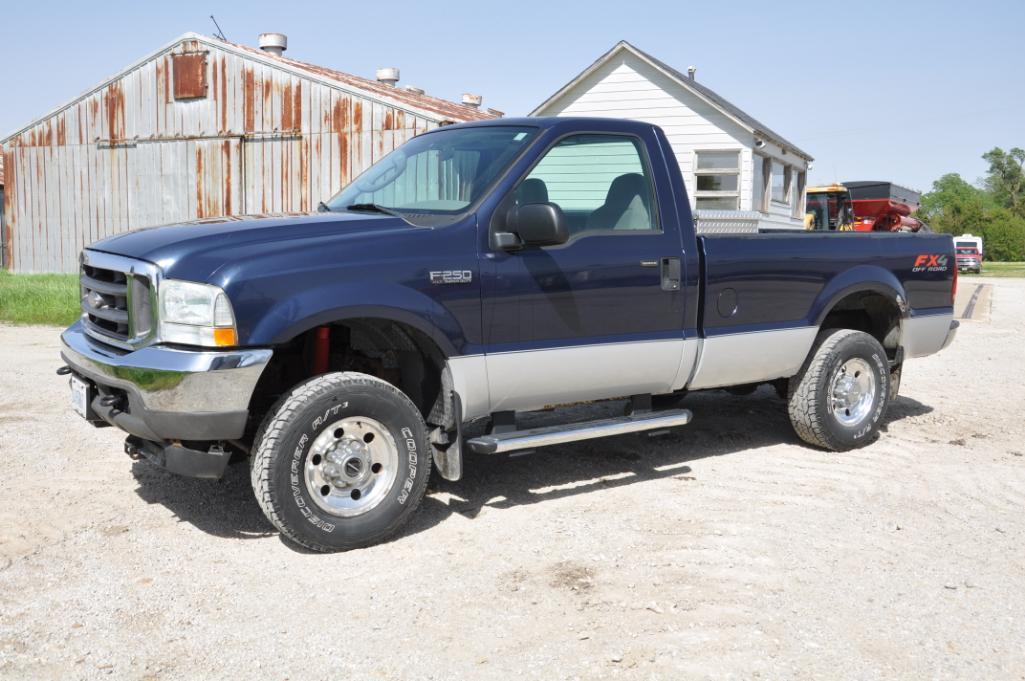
[397,426,418,505]
[289,402,348,534]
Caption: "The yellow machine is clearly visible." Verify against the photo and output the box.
[805,183,855,231]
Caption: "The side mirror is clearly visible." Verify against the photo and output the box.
[497,203,569,250]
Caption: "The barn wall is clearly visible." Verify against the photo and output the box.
[1,38,441,273]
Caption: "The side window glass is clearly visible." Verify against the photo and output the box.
[515,135,659,236]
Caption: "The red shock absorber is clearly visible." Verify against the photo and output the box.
[312,326,331,375]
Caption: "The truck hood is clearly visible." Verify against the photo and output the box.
[87,211,412,278]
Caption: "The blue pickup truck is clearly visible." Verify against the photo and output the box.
[60,117,958,551]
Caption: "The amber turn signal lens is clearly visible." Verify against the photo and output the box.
[213,327,237,346]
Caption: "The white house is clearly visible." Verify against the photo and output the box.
[531,41,813,232]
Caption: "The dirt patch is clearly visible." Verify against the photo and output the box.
[548,561,596,593]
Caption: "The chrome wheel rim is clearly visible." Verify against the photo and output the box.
[304,416,398,517]
[829,358,877,427]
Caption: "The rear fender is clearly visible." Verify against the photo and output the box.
[811,265,908,327]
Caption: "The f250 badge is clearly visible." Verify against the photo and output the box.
[912,254,949,273]
[429,270,473,285]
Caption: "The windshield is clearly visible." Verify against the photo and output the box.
[806,192,851,230]
[325,125,539,226]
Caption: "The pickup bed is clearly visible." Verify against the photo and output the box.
[60,117,958,551]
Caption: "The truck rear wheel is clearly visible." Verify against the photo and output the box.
[787,329,890,451]
[251,372,431,552]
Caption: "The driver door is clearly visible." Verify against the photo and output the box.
[480,132,687,413]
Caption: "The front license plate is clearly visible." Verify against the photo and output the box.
[70,375,90,419]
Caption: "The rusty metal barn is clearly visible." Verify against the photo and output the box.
[0,32,500,272]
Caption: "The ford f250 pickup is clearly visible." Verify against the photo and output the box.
[60,117,959,552]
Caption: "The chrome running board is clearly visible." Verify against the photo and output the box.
[465,409,692,455]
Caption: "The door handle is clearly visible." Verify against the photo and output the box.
[660,257,681,291]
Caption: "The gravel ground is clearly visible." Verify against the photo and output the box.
[1,276,1023,680]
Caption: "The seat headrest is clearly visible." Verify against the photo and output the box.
[603,173,649,210]
[516,178,550,205]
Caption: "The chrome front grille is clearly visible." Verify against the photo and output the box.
[81,264,131,340]
[79,251,158,349]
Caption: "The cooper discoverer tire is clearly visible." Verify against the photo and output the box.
[251,372,431,552]
[787,329,890,451]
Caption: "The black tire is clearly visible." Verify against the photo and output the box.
[787,329,890,451]
[251,372,431,552]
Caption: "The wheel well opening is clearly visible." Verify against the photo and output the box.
[246,319,448,443]
[820,291,902,358]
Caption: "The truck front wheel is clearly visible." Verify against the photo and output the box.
[251,372,431,552]
[787,329,890,451]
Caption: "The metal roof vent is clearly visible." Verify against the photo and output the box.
[461,93,483,108]
[376,68,400,86]
[687,66,697,80]
[404,85,425,95]
[258,33,288,56]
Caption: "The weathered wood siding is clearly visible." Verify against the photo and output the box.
[0,38,446,272]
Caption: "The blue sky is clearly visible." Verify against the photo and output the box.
[2,0,1022,192]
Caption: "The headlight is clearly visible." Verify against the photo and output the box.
[158,279,237,347]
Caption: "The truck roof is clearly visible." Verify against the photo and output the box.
[437,116,658,134]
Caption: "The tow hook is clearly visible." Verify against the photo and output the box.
[99,394,125,414]
[124,439,143,460]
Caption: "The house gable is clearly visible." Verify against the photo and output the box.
[535,51,754,209]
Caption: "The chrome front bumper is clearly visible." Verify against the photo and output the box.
[60,321,272,443]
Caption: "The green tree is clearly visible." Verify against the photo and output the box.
[917,171,1025,261]
[917,173,994,235]
[982,147,1025,217]
[980,208,1025,261]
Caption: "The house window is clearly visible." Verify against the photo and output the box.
[753,155,770,212]
[791,170,806,218]
[770,160,786,204]
[695,150,740,210]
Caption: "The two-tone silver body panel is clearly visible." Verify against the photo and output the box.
[902,311,957,358]
[448,310,957,420]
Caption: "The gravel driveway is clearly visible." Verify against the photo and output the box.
[1,277,1023,680]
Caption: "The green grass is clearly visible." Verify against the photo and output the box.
[0,272,80,325]
[978,262,1025,278]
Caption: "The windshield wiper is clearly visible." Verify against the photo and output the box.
[344,203,403,218]
[317,201,333,213]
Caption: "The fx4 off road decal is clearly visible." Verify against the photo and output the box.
[912,254,949,273]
